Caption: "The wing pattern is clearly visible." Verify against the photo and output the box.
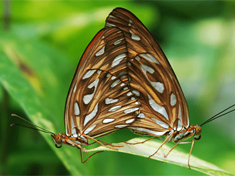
[65,27,140,138]
[65,7,189,139]
[105,8,189,136]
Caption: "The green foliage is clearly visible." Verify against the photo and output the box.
[0,1,235,175]
[88,138,233,176]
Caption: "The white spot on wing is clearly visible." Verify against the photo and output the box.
[84,104,98,126]
[73,85,77,93]
[83,78,99,104]
[129,30,140,41]
[111,79,120,88]
[140,53,159,64]
[114,38,123,45]
[151,82,164,93]
[127,92,132,96]
[105,98,118,104]
[141,64,164,93]
[151,118,169,129]
[177,119,183,131]
[148,95,169,120]
[120,83,125,87]
[123,87,128,90]
[84,125,96,135]
[170,93,177,106]
[112,53,126,67]
[115,125,128,128]
[125,118,135,124]
[135,56,140,61]
[124,108,139,114]
[88,79,99,89]
[108,105,122,112]
[95,46,105,57]
[72,129,77,137]
[137,113,145,118]
[103,118,115,124]
[121,75,127,79]
[133,90,140,96]
[82,70,96,80]
[111,76,116,80]
[129,127,166,136]
[106,22,116,27]
[74,102,80,115]
[141,65,155,74]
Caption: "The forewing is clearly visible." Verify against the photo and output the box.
[105,8,189,135]
[65,28,140,138]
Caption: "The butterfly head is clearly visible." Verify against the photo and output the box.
[193,125,202,140]
[51,133,63,148]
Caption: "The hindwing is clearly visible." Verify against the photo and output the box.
[105,8,189,135]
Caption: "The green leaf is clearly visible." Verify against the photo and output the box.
[88,138,232,176]
[0,31,84,175]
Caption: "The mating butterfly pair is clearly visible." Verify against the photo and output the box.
[12,7,235,168]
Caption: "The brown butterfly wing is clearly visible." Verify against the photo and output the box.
[64,28,140,138]
[105,8,189,135]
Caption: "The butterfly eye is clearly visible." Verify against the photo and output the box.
[194,135,201,141]
[55,144,62,148]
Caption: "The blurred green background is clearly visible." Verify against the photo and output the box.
[0,1,235,175]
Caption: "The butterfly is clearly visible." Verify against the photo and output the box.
[103,7,235,168]
[11,7,142,163]
[12,7,235,166]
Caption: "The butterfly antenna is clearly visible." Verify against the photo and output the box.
[11,114,54,134]
[10,123,53,134]
[200,104,235,126]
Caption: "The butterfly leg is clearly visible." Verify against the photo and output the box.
[165,140,194,168]
[188,140,195,169]
[124,135,157,145]
[83,134,119,151]
[148,132,175,158]
[87,141,98,145]
[164,143,179,158]
[159,136,165,141]
[80,147,88,155]
[80,149,103,163]
[88,139,122,147]
[179,140,194,169]
[64,139,89,154]
[96,139,123,147]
